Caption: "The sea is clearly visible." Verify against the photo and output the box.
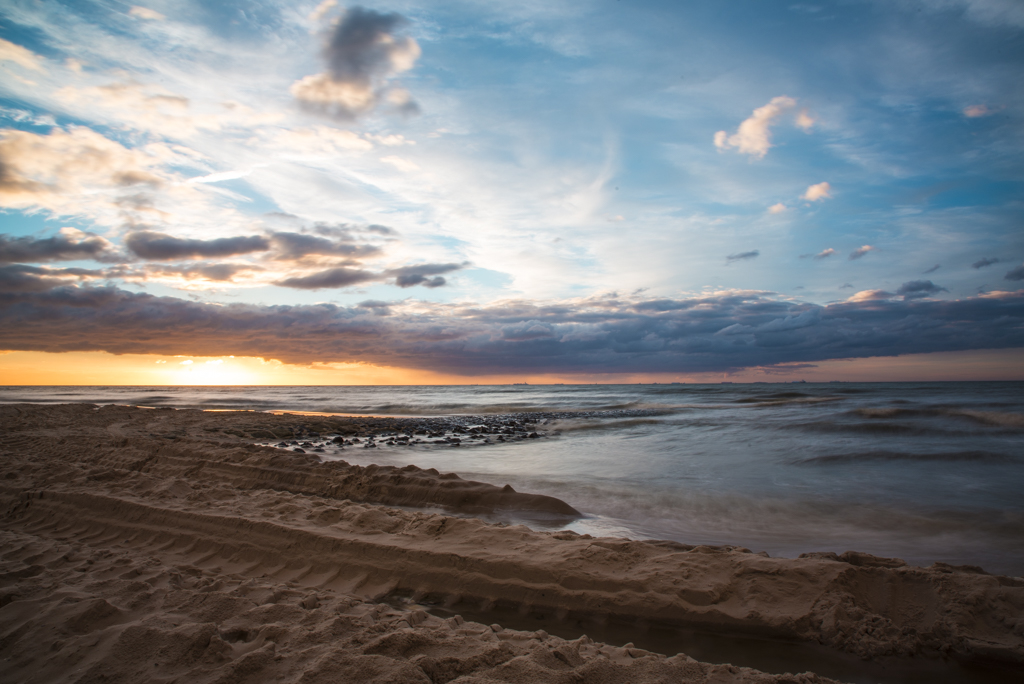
[3,382,1023,577]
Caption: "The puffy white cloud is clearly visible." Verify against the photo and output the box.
[714,96,814,159]
[802,182,831,201]
[767,203,788,214]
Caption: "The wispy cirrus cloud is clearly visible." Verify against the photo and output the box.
[972,257,999,269]
[0,38,44,72]
[726,250,759,264]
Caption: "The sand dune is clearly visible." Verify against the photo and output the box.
[2,403,1022,683]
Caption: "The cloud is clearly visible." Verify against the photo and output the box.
[268,231,381,260]
[0,228,117,263]
[972,257,999,269]
[188,169,252,184]
[386,262,464,287]
[802,182,831,202]
[290,6,421,120]
[133,263,261,283]
[924,264,941,274]
[849,245,875,260]
[0,264,105,292]
[726,250,759,263]
[0,126,172,220]
[847,289,892,302]
[128,6,166,21]
[55,82,224,139]
[2,285,1022,375]
[714,96,811,159]
[896,279,948,300]
[275,266,376,289]
[1006,264,1024,281]
[795,110,816,130]
[767,203,788,214]
[381,155,420,172]
[274,261,464,290]
[799,248,835,260]
[395,274,446,288]
[308,0,337,23]
[964,104,991,118]
[358,299,392,315]
[125,231,270,260]
[0,39,44,72]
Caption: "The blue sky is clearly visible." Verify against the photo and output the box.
[1,0,1022,378]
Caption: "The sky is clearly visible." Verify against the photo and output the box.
[0,0,1022,384]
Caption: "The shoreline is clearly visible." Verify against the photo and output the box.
[2,403,1022,683]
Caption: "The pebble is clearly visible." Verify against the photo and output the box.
[264,409,668,455]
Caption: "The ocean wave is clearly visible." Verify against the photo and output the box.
[786,421,934,436]
[542,417,667,432]
[790,450,1016,465]
[853,406,1024,428]
[734,391,811,402]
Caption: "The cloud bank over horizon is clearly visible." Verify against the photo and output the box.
[1,276,1021,375]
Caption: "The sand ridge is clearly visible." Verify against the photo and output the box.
[2,403,1023,682]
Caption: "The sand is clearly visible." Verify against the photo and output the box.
[2,403,1022,683]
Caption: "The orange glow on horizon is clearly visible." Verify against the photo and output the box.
[0,348,1022,385]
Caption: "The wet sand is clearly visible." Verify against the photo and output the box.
[2,403,1022,683]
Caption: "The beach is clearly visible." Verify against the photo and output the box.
[2,402,1023,683]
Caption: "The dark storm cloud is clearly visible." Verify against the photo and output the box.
[2,284,1022,375]
[972,257,999,269]
[1006,264,1024,281]
[269,231,381,259]
[275,266,377,289]
[387,262,464,288]
[726,250,759,263]
[125,231,270,260]
[0,231,116,263]
[358,299,392,316]
[325,8,407,84]
[0,264,107,292]
[895,280,947,300]
[276,261,464,290]
[290,6,420,119]
[394,274,446,288]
